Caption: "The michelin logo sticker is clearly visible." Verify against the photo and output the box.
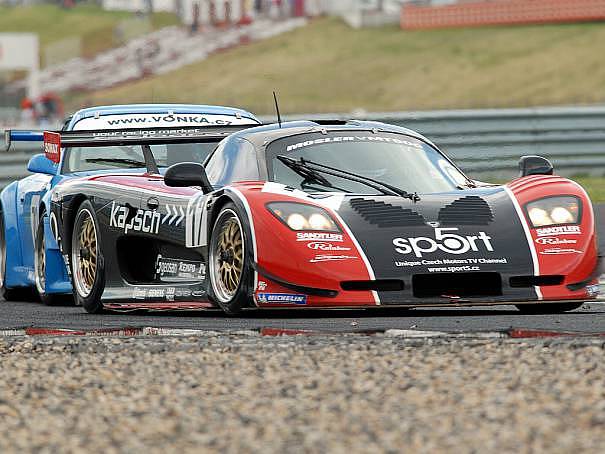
[256,293,307,305]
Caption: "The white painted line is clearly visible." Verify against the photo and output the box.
[384,329,506,339]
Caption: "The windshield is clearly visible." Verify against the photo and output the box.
[64,142,218,173]
[267,132,469,195]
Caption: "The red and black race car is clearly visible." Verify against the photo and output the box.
[49,120,601,314]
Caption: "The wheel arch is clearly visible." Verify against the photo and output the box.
[0,182,25,275]
[61,194,90,260]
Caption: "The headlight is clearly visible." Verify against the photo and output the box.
[267,202,340,232]
[525,196,581,228]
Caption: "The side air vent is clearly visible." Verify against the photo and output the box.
[350,198,426,228]
[510,275,564,288]
[413,272,502,298]
[341,280,404,292]
[438,196,494,226]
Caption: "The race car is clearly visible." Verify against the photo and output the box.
[50,120,600,314]
[0,104,260,304]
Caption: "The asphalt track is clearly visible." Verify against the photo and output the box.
[1,204,605,336]
[2,299,605,334]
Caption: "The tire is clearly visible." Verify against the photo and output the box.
[34,213,73,306]
[208,202,253,314]
[70,200,105,313]
[515,302,584,314]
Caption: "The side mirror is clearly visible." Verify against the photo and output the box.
[519,155,553,177]
[164,162,213,193]
[27,153,57,176]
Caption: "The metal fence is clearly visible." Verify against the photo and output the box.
[267,105,605,180]
[2,105,605,189]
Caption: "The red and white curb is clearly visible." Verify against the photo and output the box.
[1,326,604,339]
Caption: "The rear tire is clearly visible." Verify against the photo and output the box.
[71,201,105,313]
[35,213,73,306]
[515,302,584,314]
[208,203,253,315]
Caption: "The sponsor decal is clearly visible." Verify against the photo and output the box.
[155,255,206,281]
[166,287,176,302]
[110,202,162,235]
[133,287,184,300]
[536,226,581,237]
[587,284,600,297]
[539,248,583,255]
[310,255,358,263]
[62,254,72,277]
[133,288,147,299]
[257,281,267,291]
[29,194,41,244]
[147,288,166,299]
[307,242,351,252]
[186,194,208,248]
[428,266,480,273]
[175,288,193,298]
[74,114,257,130]
[296,232,343,242]
[535,237,577,245]
[393,228,494,258]
[286,136,423,152]
[43,131,61,163]
[257,293,307,305]
[162,205,184,226]
[395,257,507,268]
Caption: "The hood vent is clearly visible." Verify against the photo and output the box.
[350,198,426,228]
[438,196,493,226]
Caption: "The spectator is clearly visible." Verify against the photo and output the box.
[191,2,200,33]
[20,97,35,124]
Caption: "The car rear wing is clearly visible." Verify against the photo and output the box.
[3,130,44,152]
[42,124,258,167]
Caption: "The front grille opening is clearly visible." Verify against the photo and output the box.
[341,280,404,292]
[412,272,502,298]
[510,275,564,288]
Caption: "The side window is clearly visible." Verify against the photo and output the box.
[206,138,259,187]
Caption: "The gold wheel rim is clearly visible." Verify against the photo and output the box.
[75,213,97,297]
[214,216,243,300]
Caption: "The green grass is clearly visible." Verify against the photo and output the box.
[571,177,605,203]
[71,17,605,114]
[0,4,178,60]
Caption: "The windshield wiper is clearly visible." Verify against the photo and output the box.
[276,156,352,193]
[84,158,147,168]
[277,155,420,202]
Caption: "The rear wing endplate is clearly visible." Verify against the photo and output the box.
[3,130,44,152]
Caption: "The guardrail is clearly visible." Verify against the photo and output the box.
[2,105,605,189]
[266,105,605,180]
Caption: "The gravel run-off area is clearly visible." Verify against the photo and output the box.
[1,334,605,453]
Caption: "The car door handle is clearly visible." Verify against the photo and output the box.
[146,198,159,210]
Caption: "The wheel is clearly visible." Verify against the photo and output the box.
[208,203,253,314]
[71,200,104,313]
[0,210,27,301]
[34,213,73,306]
[515,302,585,314]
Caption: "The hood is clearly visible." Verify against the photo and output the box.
[333,187,535,296]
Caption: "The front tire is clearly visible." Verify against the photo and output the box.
[516,302,584,314]
[71,201,105,313]
[208,203,253,314]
